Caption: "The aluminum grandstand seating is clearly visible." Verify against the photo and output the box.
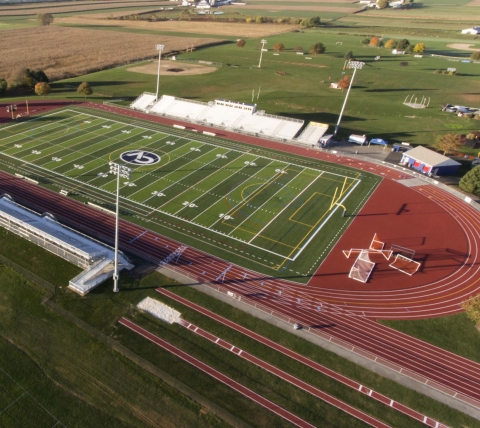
[130,92,158,111]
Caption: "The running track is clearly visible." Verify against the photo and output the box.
[157,287,446,428]
[118,317,316,428]
[1,102,480,407]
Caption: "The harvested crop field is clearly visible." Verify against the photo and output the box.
[0,26,223,82]
[56,16,299,37]
[0,0,171,16]
[127,60,217,76]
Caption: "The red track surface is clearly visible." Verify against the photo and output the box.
[118,317,316,428]
[157,288,446,428]
[175,317,390,428]
[2,101,480,408]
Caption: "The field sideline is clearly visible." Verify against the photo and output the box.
[0,106,378,278]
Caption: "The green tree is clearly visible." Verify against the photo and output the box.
[344,50,354,60]
[309,16,321,26]
[273,42,285,52]
[413,43,425,53]
[77,82,93,99]
[34,82,51,97]
[396,39,410,50]
[255,16,264,24]
[462,294,480,327]
[377,0,389,8]
[236,39,246,48]
[309,42,326,56]
[459,165,480,196]
[385,39,397,49]
[471,51,480,60]
[433,133,462,155]
[0,79,7,95]
[361,37,371,45]
[37,13,54,26]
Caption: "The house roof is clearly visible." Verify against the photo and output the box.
[403,146,461,167]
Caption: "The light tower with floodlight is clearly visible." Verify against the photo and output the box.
[334,61,365,136]
[258,39,267,68]
[109,162,132,293]
[155,44,165,101]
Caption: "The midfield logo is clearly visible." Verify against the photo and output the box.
[120,150,160,165]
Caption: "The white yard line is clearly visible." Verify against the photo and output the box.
[25,119,119,165]
[126,142,211,196]
[206,160,279,229]
[248,170,324,244]
[170,152,256,216]
[228,165,300,237]
[0,112,88,147]
[291,178,361,262]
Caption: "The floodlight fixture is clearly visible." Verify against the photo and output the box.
[155,44,165,101]
[109,162,132,293]
[334,61,365,136]
[258,39,267,68]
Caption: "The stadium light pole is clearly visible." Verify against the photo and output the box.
[258,39,267,68]
[334,61,365,136]
[109,162,132,293]
[155,44,165,101]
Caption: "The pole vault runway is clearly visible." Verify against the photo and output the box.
[1,101,480,406]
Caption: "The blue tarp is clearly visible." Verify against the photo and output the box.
[369,138,388,146]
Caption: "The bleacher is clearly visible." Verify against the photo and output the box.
[0,195,133,295]
[130,92,158,111]
[131,95,304,141]
[296,122,329,146]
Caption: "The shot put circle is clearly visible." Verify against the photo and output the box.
[120,150,160,165]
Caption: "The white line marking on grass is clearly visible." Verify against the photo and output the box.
[291,178,361,262]
[206,160,279,229]
[229,164,301,237]
[27,119,119,165]
[175,153,260,218]
[152,148,233,209]
[0,112,89,149]
[248,170,324,244]
[125,140,208,196]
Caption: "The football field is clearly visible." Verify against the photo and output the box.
[0,107,378,277]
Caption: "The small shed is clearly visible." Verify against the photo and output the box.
[400,146,461,176]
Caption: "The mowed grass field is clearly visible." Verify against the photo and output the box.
[0,107,377,278]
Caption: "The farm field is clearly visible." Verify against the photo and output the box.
[0,26,223,82]
[0,107,377,278]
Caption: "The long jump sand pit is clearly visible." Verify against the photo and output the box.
[127,60,218,76]
[447,43,480,52]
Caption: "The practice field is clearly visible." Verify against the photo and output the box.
[0,107,378,278]
[0,365,66,428]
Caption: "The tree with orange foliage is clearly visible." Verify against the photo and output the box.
[370,37,380,47]
[337,75,350,91]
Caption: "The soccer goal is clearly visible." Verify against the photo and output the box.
[349,250,375,283]
[389,254,421,276]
